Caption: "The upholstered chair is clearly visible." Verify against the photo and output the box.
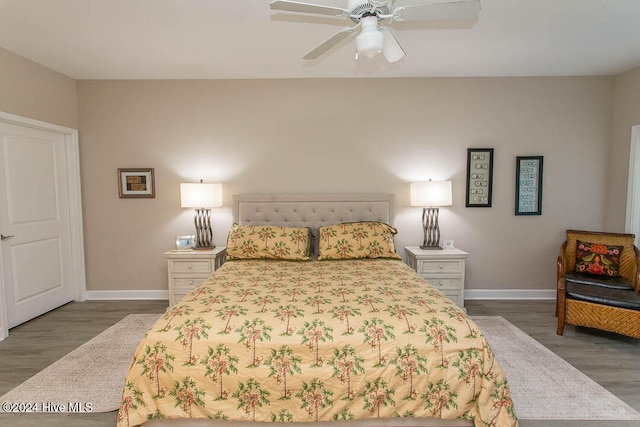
[556,229,640,339]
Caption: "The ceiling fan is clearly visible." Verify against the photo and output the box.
[270,0,481,63]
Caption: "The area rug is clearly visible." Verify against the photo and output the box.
[473,316,640,421]
[0,314,159,413]
[1,315,639,421]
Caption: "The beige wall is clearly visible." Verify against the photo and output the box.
[607,66,640,230]
[0,42,630,296]
[77,77,613,294]
[0,47,78,129]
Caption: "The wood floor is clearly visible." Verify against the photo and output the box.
[0,299,638,427]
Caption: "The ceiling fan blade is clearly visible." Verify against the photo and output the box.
[303,26,357,60]
[382,28,405,63]
[270,0,348,17]
[393,0,480,22]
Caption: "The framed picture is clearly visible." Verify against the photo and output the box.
[465,148,494,207]
[175,235,196,250]
[118,168,155,198]
[515,156,543,215]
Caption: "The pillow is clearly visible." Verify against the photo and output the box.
[226,224,312,261]
[317,221,401,260]
[574,240,623,277]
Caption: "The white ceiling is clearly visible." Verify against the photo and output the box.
[1,0,639,80]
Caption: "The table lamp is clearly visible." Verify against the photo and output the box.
[180,181,222,249]
[410,180,453,250]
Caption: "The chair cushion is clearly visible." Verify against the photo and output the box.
[566,282,640,311]
[564,271,633,290]
[574,240,623,277]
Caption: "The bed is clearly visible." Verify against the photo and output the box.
[117,194,518,427]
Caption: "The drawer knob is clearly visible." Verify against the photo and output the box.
[188,264,193,269]
[189,280,194,285]
[437,280,443,285]
[439,264,444,269]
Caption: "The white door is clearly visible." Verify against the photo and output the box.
[0,121,76,328]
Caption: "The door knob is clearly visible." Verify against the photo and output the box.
[1,234,14,240]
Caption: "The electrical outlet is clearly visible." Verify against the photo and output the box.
[444,240,454,249]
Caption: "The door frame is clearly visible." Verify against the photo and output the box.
[626,125,640,246]
[0,111,86,341]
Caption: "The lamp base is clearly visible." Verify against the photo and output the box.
[194,208,214,249]
[420,207,443,250]
[420,245,443,250]
[194,245,215,251]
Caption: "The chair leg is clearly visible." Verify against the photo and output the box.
[556,279,566,335]
[557,312,565,335]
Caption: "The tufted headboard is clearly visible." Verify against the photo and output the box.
[233,193,394,231]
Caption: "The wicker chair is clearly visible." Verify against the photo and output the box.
[556,229,640,339]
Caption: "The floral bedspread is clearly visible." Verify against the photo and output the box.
[117,259,518,427]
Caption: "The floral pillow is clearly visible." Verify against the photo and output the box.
[574,240,623,277]
[317,221,401,260]
[226,224,312,261]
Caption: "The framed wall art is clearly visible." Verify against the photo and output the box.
[515,156,543,215]
[465,148,494,207]
[118,168,155,198]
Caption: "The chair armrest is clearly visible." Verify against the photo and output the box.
[557,241,567,283]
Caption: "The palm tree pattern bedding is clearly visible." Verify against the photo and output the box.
[117,259,518,427]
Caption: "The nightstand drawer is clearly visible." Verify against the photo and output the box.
[169,259,212,274]
[417,260,462,274]
[425,277,461,290]
[442,291,463,307]
[172,290,192,303]
[173,276,209,289]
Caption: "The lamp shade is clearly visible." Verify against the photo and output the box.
[180,183,222,208]
[411,181,453,207]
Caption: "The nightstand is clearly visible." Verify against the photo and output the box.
[164,247,226,306]
[405,246,469,309]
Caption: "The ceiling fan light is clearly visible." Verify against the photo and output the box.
[356,29,384,58]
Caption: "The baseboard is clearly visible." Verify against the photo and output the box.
[86,290,169,300]
[465,289,556,300]
[86,289,554,301]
